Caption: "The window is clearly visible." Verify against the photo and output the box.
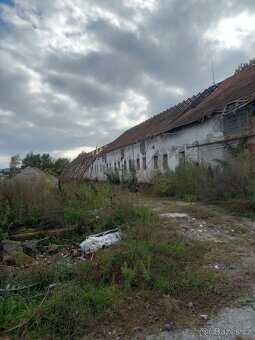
[118,161,120,169]
[136,158,140,170]
[153,155,158,169]
[223,107,247,133]
[124,160,127,169]
[114,162,117,170]
[163,154,168,169]
[110,163,112,170]
[179,151,185,165]
[142,157,146,170]
[106,163,108,170]
[129,159,132,170]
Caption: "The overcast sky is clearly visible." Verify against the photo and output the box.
[0,0,255,167]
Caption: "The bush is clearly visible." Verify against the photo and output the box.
[208,150,255,200]
[0,178,64,231]
[153,162,209,201]
[153,145,255,216]
[105,169,121,185]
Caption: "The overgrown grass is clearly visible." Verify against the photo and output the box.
[0,199,235,338]
[0,158,248,338]
[0,179,134,236]
[153,148,255,216]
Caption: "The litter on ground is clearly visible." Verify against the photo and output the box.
[80,228,121,254]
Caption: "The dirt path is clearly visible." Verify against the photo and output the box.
[142,199,255,340]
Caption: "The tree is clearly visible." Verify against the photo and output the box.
[22,152,41,169]
[10,151,70,176]
[40,153,54,170]
[9,154,22,178]
[53,157,70,175]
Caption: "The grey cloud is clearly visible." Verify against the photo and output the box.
[0,0,255,166]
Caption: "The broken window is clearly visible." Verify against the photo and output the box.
[179,151,185,165]
[129,159,132,170]
[153,155,158,169]
[163,154,168,169]
[142,157,146,170]
[223,107,248,133]
[136,158,140,170]
[140,140,146,155]
[121,148,125,160]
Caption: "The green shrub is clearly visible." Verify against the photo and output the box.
[105,169,121,185]
[153,162,209,201]
[121,262,135,290]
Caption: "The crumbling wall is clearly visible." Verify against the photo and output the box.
[85,103,255,182]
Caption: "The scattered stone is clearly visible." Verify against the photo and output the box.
[3,254,17,266]
[77,256,85,261]
[200,314,209,321]
[72,249,80,257]
[187,302,194,308]
[161,324,172,332]
[47,244,60,254]
[23,239,39,256]
[133,327,143,332]
[1,240,22,253]
[159,213,189,219]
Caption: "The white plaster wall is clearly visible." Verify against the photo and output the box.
[85,116,225,182]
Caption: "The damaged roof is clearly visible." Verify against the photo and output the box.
[60,66,255,180]
[103,65,255,153]
[59,147,105,181]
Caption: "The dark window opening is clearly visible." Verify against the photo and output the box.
[142,157,146,170]
[163,154,168,169]
[179,151,185,165]
[153,155,158,169]
[136,158,140,170]
[129,159,132,170]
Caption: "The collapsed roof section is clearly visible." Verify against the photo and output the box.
[60,65,255,180]
[104,65,255,153]
[59,146,106,181]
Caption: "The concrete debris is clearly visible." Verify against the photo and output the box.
[80,229,121,254]
[23,239,39,256]
[133,326,143,332]
[161,324,172,332]
[1,240,22,253]
[159,213,189,219]
[47,244,61,254]
[200,314,209,321]
[187,302,194,309]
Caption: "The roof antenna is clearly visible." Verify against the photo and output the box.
[211,56,215,85]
